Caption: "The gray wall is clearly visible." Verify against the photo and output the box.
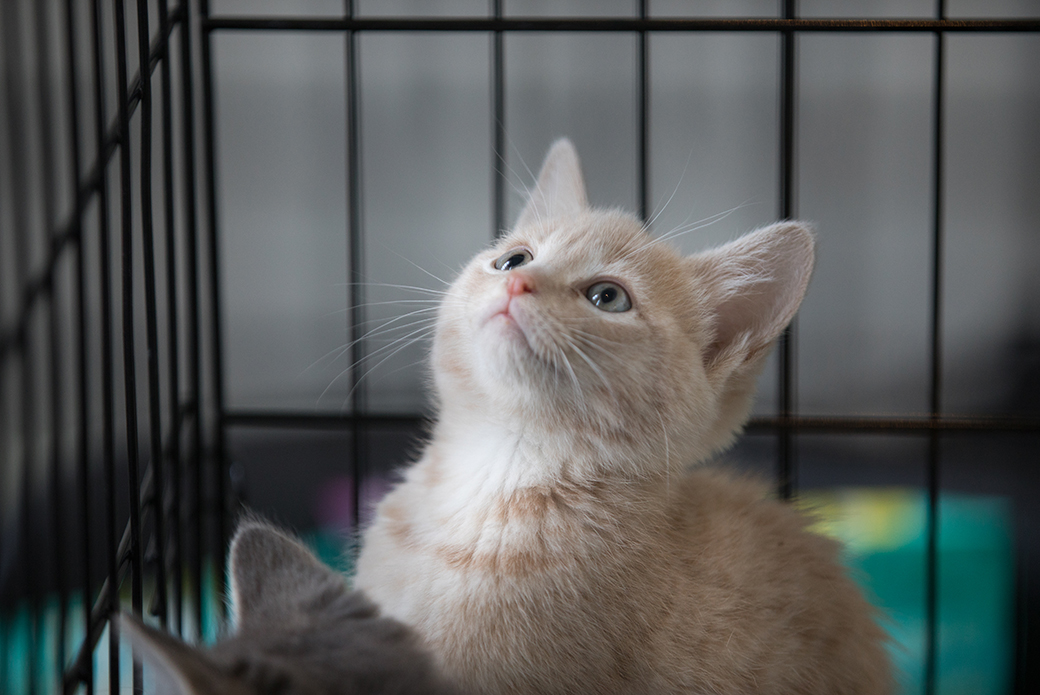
[211,0,1040,422]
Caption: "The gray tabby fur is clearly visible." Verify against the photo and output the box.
[121,519,460,695]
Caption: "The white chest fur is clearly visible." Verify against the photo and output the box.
[353,420,671,691]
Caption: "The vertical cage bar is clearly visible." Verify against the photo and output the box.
[178,0,206,640]
[135,0,170,631]
[158,0,184,638]
[637,0,649,222]
[491,0,505,238]
[0,597,5,695]
[924,2,946,693]
[61,0,94,689]
[777,0,798,500]
[345,0,366,544]
[0,2,5,677]
[87,0,120,689]
[0,78,6,682]
[34,0,70,680]
[111,1,146,691]
[199,0,230,615]
[2,0,40,691]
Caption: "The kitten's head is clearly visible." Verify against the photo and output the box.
[121,520,456,695]
[432,139,813,472]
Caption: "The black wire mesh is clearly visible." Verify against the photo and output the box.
[0,0,223,693]
[0,2,1038,694]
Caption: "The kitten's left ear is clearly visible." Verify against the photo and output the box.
[689,221,814,378]
[514,138,589,230]
[119,614,244,695]
[229,520,351,630]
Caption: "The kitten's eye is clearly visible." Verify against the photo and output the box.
[586,282,631,313]
[494,248,533,271]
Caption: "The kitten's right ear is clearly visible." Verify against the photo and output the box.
[514,138,589,230]
[229,520,347,630]
[689,221,815,377]
[119,614,243,695]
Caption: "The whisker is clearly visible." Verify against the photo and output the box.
[629,202,752,258]
[557,344,585,417]
[308,309,440,373]
[644,145,695,231]
[659,410,671,496]
[494,150,536,212]
[362,357,430,390]
[382,247,453,287]
[320,299,440,318]
[651,207,739,245]
[550,343,561,387]
[354,322,436,363]
[335,331,435,409]
[507,136,538,186]
[569,327,628,348]
[320,324,436,404]
[565,335,617,402]
[339,281,451,297]
[570,332,624,361]
[318,316,436,380]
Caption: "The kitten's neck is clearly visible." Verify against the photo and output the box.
[431,401,662,492]
[419,406,667,557]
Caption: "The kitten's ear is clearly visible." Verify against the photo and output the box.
[514,138,589,230]
[690,221,814,377]
[229,520,345,629]
[119,614,242,695]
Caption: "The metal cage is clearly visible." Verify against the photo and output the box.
[1,1,1038,694]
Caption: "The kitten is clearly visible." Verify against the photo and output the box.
[354,139,892,694]
[121,519,460,695]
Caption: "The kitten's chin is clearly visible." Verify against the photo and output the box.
[477,305,546,370]
[476,328,537,392]
[467,326,561,412]
[484,311,530,350]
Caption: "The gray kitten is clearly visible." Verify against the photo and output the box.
[121,520,460,695]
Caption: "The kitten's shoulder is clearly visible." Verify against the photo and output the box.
[673,465,783,515]
[670,466,841,563]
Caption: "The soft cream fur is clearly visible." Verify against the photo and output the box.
[355,139,891,694]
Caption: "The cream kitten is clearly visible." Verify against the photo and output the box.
[122,519,459,695]
[355,139,891,694]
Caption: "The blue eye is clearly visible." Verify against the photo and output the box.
[494,248,533,271]
[586,282,631,312]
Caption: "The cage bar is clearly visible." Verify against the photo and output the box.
[199,0,230,616]
[491,0,506,238]
[174,0,206,643]
[777,0,798,502]
[33,0,70,686]
[61,0,94,689]
[637,0,649,222]
[0,5,1036,695]
[344,0,366,542]
[157,0,184,638]
[135,0,172,633]
[87,1,121,690]
[924,1,948,692]
[203,17,1040,33]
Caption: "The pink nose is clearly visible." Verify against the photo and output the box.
[506,273,535,297]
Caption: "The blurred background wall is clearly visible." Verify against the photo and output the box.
[211,0,1038,503]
